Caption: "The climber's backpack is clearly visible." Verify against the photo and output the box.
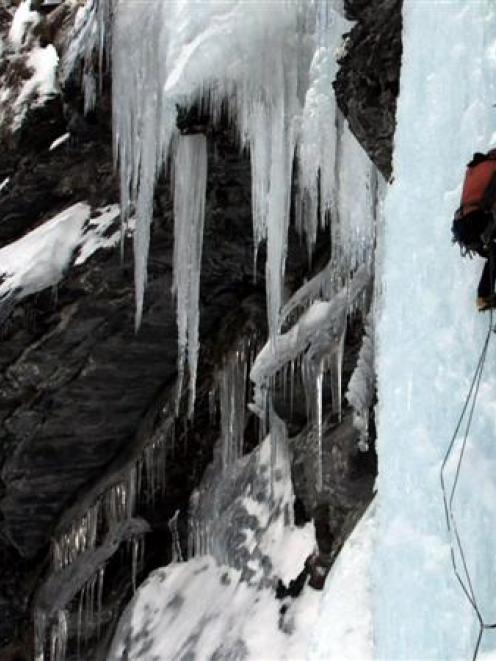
[452,149,496,253]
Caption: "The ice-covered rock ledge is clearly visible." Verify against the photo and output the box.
[109,435,376,661]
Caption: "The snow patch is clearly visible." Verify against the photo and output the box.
[0,203,121,303]
[13,45,59,129]
[9,0,40,49]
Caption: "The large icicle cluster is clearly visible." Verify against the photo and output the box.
[80,0,381,414]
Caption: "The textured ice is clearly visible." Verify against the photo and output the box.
[376,1,496,658]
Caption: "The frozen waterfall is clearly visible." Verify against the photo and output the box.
[376,1,496,659]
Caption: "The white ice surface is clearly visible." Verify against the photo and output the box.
[0,203,120,301]
[108,504,376,661]
[309,503,375,660]
[376,1,496,659]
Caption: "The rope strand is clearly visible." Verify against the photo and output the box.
[440,248,495,660]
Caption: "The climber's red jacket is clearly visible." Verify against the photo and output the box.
[458,149,496,218]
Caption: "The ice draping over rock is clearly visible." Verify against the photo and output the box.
[35,518,150,661]
[251,263,370,490]
[97,0,379,414]
[109,436,320,660]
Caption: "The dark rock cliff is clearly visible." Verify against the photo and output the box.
[334,0,402,180]
[0,0,402,657]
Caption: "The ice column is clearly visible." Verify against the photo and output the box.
[168,509,183,563]
[111,0,175,326]
[219,341,250,469]
[172,134,208,416]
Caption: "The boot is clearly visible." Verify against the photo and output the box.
[477,294,496,311]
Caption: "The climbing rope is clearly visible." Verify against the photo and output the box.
[440,250,496,661]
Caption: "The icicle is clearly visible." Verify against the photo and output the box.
[51,540,62,572]
[89,575,96,637]
[112,0,176,328]
[132,537,139,593]
[96,570,105,636]
[34,608,46,661]
[209,384,218,426]
[53,502,100,571]
[329,319,346,421]
[136,458,143,504]
[315,360,324,492]
[290,358,295,419]
[139,535,146,572]
[126,466,137,519]
[219,341,249,470]
[49,610,67,661]
[172,134,208,417]
[168,509,183,563]
[77,588,84,657]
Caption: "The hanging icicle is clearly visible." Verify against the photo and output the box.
[168,509,183,563]
[172,134,208,417]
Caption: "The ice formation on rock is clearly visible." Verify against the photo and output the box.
[77,0,379,416]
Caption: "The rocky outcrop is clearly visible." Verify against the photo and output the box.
[334,0,402,180]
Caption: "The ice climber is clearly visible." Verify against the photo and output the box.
[452,149,496,311]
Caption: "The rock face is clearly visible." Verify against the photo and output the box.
[334,0,402,180]
[0,0,401,657]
